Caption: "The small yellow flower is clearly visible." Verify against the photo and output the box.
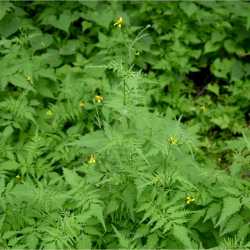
[46,110,53,117]
[79,100,85,108]
[88,154,96,164]
[26,75,32,82]
[185,195,195,204]
[95,95,104,103]
[168,136,178,145]
[114,16,124,28]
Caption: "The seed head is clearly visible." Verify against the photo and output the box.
[79,100,85,108]
[200,105,207,112]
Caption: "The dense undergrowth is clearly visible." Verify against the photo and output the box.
[0,1,250,249]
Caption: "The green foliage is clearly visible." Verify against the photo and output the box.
[0,1,249,249]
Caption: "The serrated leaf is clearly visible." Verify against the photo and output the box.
[220,214,243,236]
[122,182,136,219]
[112,225,130,248]
[106,199,119,215]
[222,186,241,196]
[2,231,17,239]
[188,209,205,227]
[40,49,62,67]
[41,10,80,33]
[0,3,13,21]
[2,125,13,139]
[172,224,193,248]
[83,226,102,236]
[204,41,220,54]
[0,14,19,37]
[151,219,168,233]
[63,168,82,187]
[230,60,244,81]
[8,74,34,91]
[29,33,53,52]
[25,234,39,249]
[237,224,250,241]
[211,58,233,79]
[0,214,5,231]
[133,224,149,240]
[77,234,92,249]
[203,202,221,223]
[145,233,158,248]
[79,1,97,9]
[211,115,230,129]
[35,78,54,98]
[242,197,250,209]
[0,161,19,171]
[38,68,57,82]
[207,84,219,95]
[59,40,80,55]
[90,204,106,231]
[216,197,241,226]
[179,2,198,17]
[224,40,237,53]
[75,130,107,151]
[84,8,113,29]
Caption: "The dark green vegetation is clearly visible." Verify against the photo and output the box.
[0,1,250,249]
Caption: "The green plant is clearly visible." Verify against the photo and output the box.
[0,1,249,249]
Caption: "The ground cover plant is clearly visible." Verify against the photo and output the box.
[0,1,250,249]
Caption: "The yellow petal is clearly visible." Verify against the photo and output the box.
[95,95,103,103]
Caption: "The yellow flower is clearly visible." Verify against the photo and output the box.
[185,195,195,204]
[114,16,124,28]
[88,154,96,164]
[168,136,178,145]
[95,95,104,103]
[79,100,85,108]
[46,110,53,116]
[26,75,32,82]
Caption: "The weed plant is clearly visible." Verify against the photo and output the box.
[0,1,249,249]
